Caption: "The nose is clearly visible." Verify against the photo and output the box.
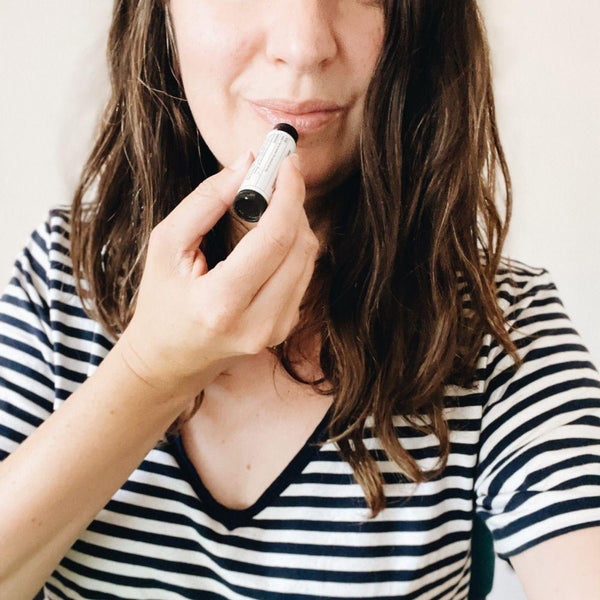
[264,1,338,73]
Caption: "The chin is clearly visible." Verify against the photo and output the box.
[301,159,358,202]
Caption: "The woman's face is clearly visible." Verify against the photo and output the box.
[168,0,385,201]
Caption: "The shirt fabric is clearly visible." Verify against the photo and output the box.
[1,208,599,600]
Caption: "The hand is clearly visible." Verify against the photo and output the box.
[116,152,319,400]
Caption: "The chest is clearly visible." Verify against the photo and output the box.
[180,350,333,510]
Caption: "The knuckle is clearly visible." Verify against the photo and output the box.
[264,228,293,253]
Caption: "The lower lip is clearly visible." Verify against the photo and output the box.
[249,103,343,134]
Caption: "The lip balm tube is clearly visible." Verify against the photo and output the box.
[233,123,299,223]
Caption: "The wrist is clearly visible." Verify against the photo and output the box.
[105,335,194,412]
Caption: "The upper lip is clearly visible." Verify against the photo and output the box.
[249,99,343,114]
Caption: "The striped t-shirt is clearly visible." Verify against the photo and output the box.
[1,208,599,600]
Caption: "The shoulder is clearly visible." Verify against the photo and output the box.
[486,257,572,367]
[493,257,556,319]
[32,206,75,285]
[480,255,599,423]
[21,205,93,321]
[24,206,72,265]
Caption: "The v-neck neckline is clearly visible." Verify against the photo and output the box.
[170,405,333,531]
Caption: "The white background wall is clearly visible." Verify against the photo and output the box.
[1,2,599,598]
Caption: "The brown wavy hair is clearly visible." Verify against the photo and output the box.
[70,0,522,517]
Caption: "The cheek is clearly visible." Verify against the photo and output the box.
[361,22,385,84]
[178,35,240,88]
[176,32,255,149]
[172,5,255,95]
[333,14,384,127]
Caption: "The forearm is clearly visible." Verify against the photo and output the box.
[0,339,194,599]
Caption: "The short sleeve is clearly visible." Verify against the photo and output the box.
[474,265,600,560]
[0,213,56,461]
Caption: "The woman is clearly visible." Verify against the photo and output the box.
[0,1,599,598]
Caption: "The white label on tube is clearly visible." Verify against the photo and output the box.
[237,129,296,200]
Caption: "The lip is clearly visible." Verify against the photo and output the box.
[248,99,344,134]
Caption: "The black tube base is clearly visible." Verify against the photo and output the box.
[233,190,268,223]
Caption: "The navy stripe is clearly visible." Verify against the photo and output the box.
[509,446,599,494]
[0,422,27,446]
[49,280,78,296]
[483,356,598,422]
[23,245,49,293]
[50,299,89,320]
[67,535,470,587]
[0,331,51,367]
[0,397,49,428]
[0,306,52,350]
[0,372,53,411]
[0,355,54,389]
[90,509,471,561]
[485,333,586,383]
[52,341,104,367]
[496,520,600,560]
[479,392,600,477]
[494,497,600,541]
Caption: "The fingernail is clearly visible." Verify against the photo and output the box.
[289,153,300,169]
[231,150,252,171]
